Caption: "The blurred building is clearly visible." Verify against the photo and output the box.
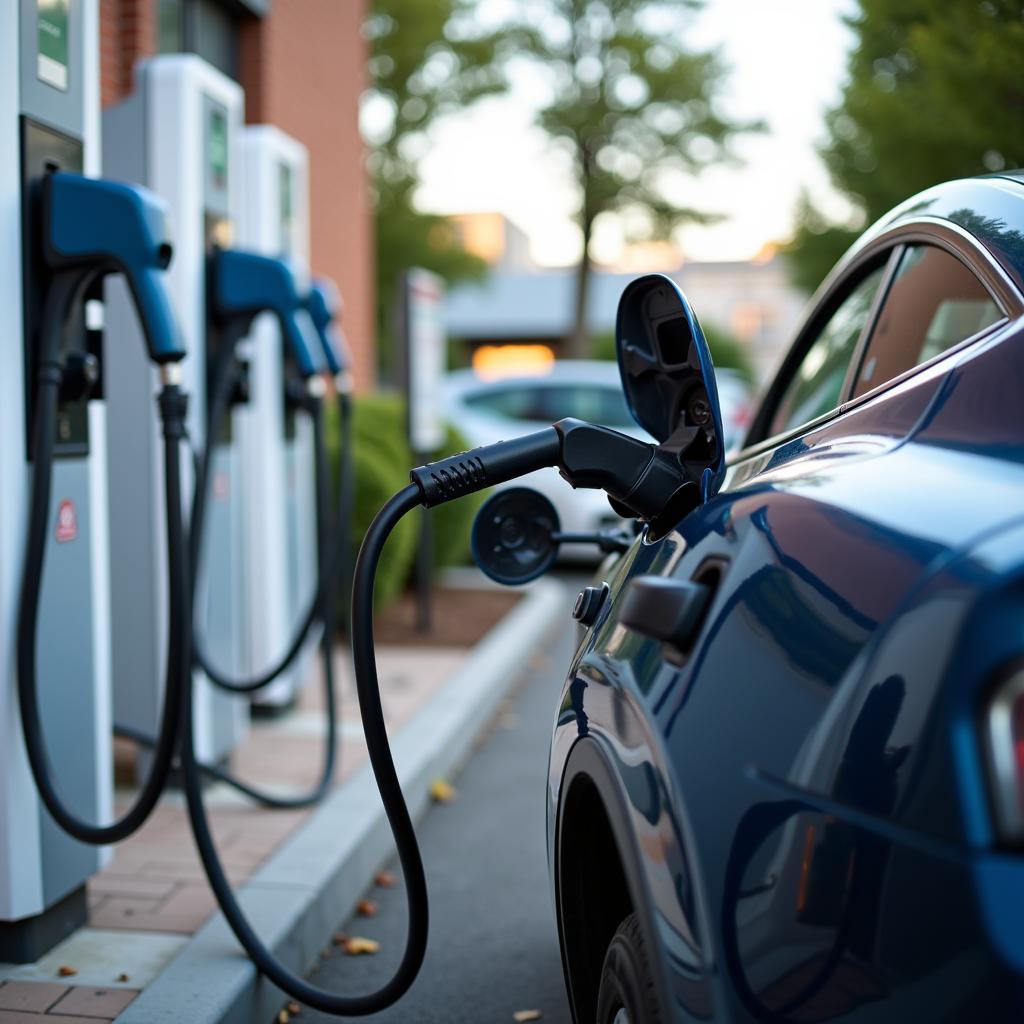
[445,214,808,384]
[450,212,537,274]
[99,0,375,388]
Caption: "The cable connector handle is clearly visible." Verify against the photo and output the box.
[408,418,696,525]
[410,428,562,507]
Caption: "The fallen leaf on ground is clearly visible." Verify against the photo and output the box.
[276,1011,290,1024]
[430,778,457,803]
[513,1011,542,1022]
[356,899,378,917]
[344,936,380,956]
[57,965,77,977]
[287,1001,301,1015]
[116,973,130,983]
[375,871,396,888]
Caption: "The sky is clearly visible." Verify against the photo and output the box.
[408,0,858,267]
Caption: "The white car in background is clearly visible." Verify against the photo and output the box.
[443,360,752,560]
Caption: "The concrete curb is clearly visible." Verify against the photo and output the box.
[117,574,569,1024]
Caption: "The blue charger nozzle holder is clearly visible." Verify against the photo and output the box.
[209,249,320,379]
[43,171,185,364]
[306,278,351,380]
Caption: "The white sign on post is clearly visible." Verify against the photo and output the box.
[405,268,446,454]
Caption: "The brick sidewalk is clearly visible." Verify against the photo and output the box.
[0,643,467,1021]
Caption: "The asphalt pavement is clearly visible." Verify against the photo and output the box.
[285,585,582,1024]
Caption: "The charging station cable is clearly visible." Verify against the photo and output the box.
[182,338,350,809]
[17,270,190,845]
[177,418,694,1014]
[189,340,351,695]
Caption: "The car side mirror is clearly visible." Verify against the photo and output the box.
[616,273,725,501]
[471,487,634,586]
[471,488,561,586]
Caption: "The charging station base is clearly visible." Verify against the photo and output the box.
[0,885,87,964]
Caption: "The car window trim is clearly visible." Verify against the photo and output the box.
[839,223,1015,407]
[837,244,906,401]
[743,246,895,446]
[734,217,1023,462]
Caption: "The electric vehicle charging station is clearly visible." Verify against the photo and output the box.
[1,0,187,962]
[238,125,319,709]
[308,276,353,391]
[0,0,109,962]
[103,54,248,769]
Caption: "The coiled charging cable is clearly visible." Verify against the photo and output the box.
[120,338,355,810]
[17,268,190,844]
[178,420,690,1013]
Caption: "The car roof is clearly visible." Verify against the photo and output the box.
[849,172,1024,289]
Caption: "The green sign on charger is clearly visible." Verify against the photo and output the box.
[209,108,229,188]
[38,0,69,92]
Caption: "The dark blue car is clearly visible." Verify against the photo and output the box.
[546,173,1024,1022]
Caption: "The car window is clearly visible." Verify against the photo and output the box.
[532,385,635,428]
[851,244,1002,399]
[464,381,635,429]
[463,385,537,419]
[769,265,887,437]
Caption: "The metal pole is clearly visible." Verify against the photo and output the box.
[398,271,434,633]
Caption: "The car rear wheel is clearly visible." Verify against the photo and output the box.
[596,912,662,1024]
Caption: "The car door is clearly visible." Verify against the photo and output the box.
[568,222,1023,1021]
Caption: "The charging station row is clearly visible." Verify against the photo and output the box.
[1,0,350,962]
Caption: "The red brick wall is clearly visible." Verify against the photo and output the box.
[239,1,375,390]
[99,0,376,389]
[99,0,155,109]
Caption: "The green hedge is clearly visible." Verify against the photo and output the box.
[325,393,484,612]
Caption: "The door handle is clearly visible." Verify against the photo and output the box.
[618,575,710,661]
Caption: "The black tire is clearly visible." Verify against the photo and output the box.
[596,911,662,1024]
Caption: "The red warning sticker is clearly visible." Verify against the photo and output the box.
[55,499,77,543]
[213,471,230,502]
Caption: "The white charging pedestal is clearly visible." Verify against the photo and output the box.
[239,126,319,709]
[103,54,248,772]
[0,0,112,962]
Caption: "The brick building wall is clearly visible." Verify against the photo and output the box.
[98,0,375,390]
[99,0,155,108]
[239,1,375,390]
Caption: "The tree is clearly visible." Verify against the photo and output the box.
[363,0,515,370]
[788,0,1024,291]
[512,0,757,356]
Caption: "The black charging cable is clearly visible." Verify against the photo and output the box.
[189,338,351,695]
[112,340,355,811]
[175,419,695,1013]
[23,343,691,1012]
[184,338,351,809]
[17,268,190,844]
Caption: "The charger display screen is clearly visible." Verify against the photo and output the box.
[37,0,70,91]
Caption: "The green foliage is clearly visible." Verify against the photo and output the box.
[700,322,756,384]
[374,180,489,378]
[365,0,513,187]
[365,0,517,373]
[787,0,1024,291]
[326,393,483,611]
[509,0,760,352]
[592,319,754,383]
[331,394,417,609]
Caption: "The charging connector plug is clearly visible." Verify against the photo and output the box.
[409,417,698,527]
